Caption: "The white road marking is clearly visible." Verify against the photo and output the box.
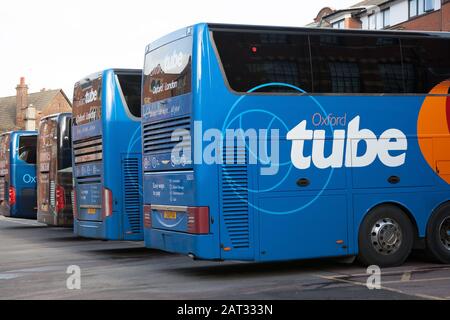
[317,274,446,301]
[0,274,20,280]
[0,216,45,226]
[328,266,450,279]
[384,276,450,285]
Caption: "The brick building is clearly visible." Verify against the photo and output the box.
[0,78,72,133]
[309,0,450,31]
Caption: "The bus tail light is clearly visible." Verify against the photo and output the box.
[55,185,65,213]
[72,190,77,219]
[9,186,16,206]
[187,207,209,234]
[102,187,113,218]
[144,205,152,229]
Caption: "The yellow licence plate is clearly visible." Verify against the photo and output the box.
[163,211,177,220]
[87,208,97,215]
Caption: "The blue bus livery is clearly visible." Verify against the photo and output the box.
[142,24,450,267]
[72,69,143,240]
[0,131,38,219]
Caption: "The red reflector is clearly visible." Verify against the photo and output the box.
[187,207,209,234]
[251,46,258,53]
[72,189,78,219]
[102,187,113,218]
[144,205,152,229]
[9,186,16,206]
[56,185,65,213]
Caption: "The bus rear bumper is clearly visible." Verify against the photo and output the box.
[38,211,73,227]
[145,228,220,260]
[74,219,105,239]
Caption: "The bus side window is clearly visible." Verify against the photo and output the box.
[117,74,142,118]
[401,38,450,94]
[212,31,313,93]
[309,34,404,94]
[18,136,37,165]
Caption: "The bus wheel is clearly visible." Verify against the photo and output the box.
[426,203,450,264]
[358,205,413,268]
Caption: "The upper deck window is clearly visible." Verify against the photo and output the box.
[212,27,450,95]
[143,36,192,105]
[309,34,403,94]
[212,31,312,93]
[401,37,450,93]
[117,73,142,118]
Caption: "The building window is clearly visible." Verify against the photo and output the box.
[409,0,418,17]
[368,14,376,30]
[424,0,434,12]
[382,9,390,28]
[332,19,345,29]
[409,0,434,18]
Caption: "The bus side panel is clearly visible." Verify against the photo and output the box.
[258,194,348,261]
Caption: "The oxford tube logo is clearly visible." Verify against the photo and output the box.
[417,80,450,184]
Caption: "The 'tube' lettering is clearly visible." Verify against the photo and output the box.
[287,116,407,170]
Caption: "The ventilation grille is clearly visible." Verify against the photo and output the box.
[71,190,75,209]
[50,181,56,207]
[73,137,103,164]
[0,177,5,201]
[143,116,191,155]
[123,158,142,233]
[221,146,250,249]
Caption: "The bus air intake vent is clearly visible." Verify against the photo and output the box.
[50,181,56,207]
[0,177,5,201]
[122,158,142,233]
[143,116,191,155]
[221,145,250,249]
[73,137,103,164]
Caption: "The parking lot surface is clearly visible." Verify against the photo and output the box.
[1,216,449,300]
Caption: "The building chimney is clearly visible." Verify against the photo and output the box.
[15,77,28,129]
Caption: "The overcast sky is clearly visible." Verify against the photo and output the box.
[0,0,356,100]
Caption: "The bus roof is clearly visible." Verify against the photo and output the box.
[40,112,72,123]
[144,22,450,54]
[75,69,141,87]
[207,23,450,39]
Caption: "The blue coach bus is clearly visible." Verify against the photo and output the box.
[0,131,38,219]
[142,24,450,267]
[72,69,143,240]
[37,113,73,227]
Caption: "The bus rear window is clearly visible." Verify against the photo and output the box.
[73,75,102,126]
[117,73,142,118]
[19,136,37,165]
[143,36,192,104]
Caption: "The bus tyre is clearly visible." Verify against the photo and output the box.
[358,205,414,268]
[426,203,450,264]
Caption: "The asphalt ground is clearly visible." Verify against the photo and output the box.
[1,216,449,300]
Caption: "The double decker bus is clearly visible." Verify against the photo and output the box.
[72,69,143,240]
[0,131,38,219]
[37,113,73,227]
[142,24,450,267]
